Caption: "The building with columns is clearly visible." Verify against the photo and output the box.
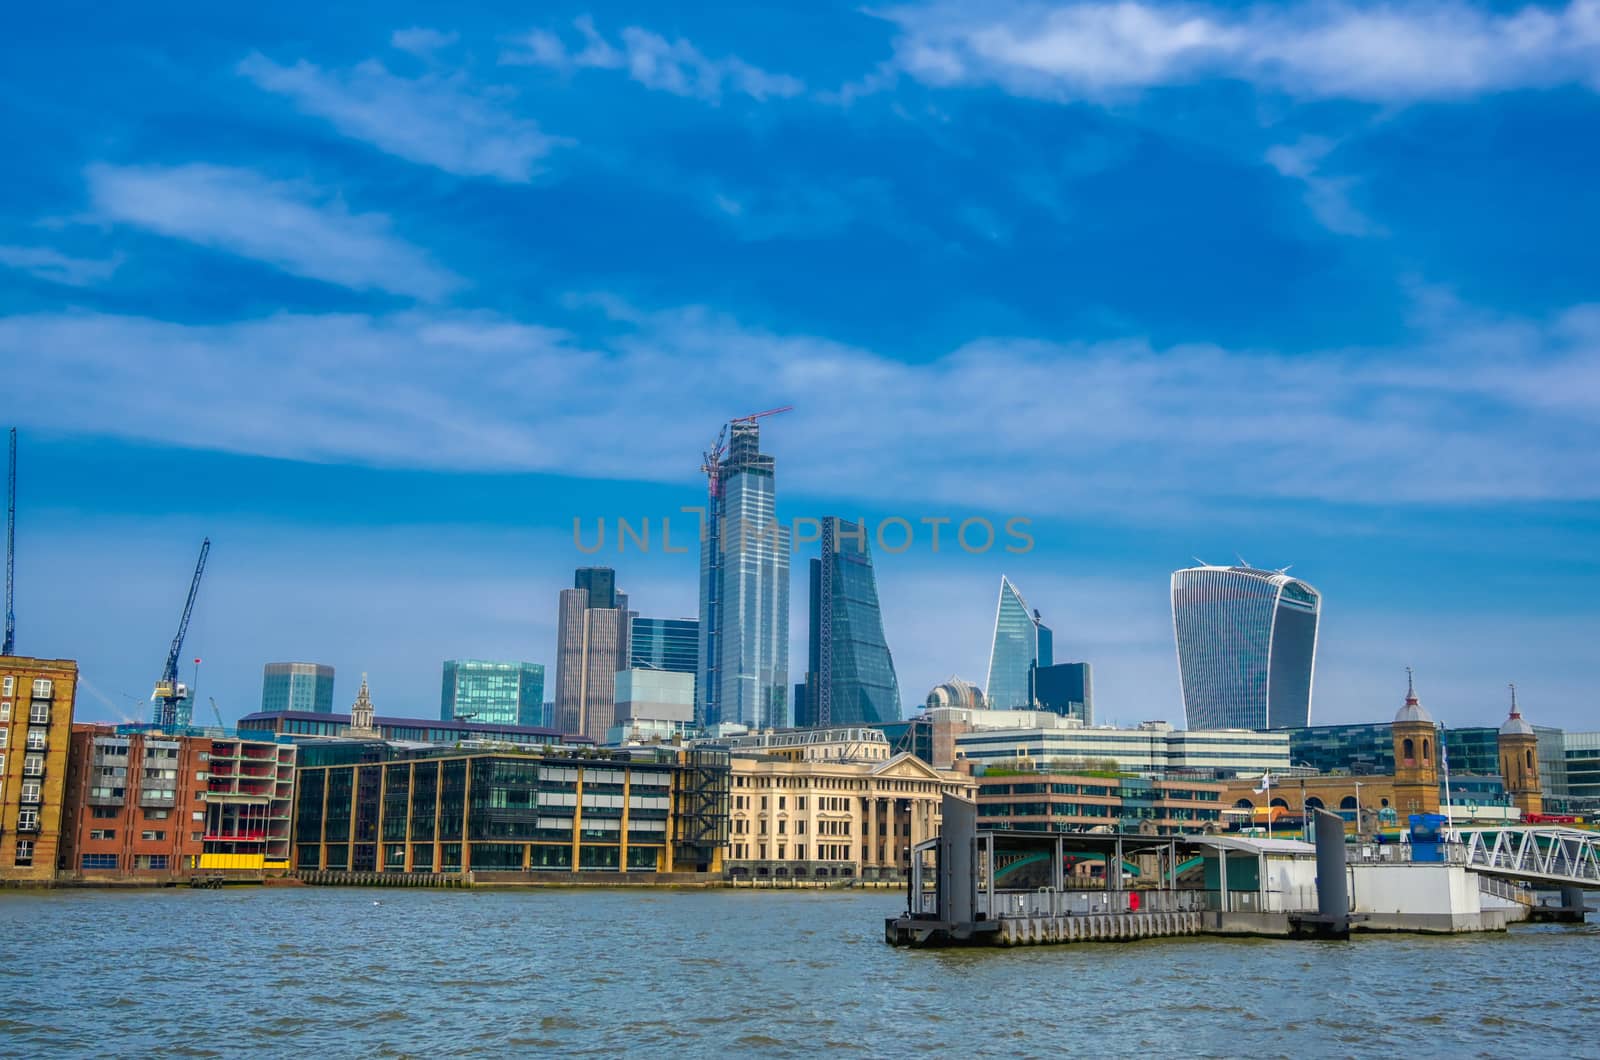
[724,727,974,882]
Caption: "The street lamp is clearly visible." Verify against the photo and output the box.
[1354,782,1364,838]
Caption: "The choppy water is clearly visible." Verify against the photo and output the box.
[4,886,1600,1057]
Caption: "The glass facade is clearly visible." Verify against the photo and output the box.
[630,617,699,701]
[800,518,901,728]
[260,662,335,715]
[698,420,790,730]
[291,746,729,875]
[985,577,1047,710]
[1170,566,1320,730]
[1032,662,1093,724]
[440,661,545,728]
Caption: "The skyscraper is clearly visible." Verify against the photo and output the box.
[984,577,1052,710]
[554,567,634,741]
[631,616,698,695]
[798,518,901,728]
[261,662,335,714]
[440,660,545,727]
[1170,564,1320,730]
[698,418,790,730]
[1032,662,1093,724]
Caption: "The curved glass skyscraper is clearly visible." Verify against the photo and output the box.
[798,517,901,727]
[1170,565,1320,730]
[985,576,1052,710]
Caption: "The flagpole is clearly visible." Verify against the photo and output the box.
[1440,724,1454,843]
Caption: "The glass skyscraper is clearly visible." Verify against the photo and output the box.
[798,518,901,728]
[1032,661,1093,724]
[698,419,790,730]
[440,660,545,728]
[1170,565,1321,730]
[261,662,336,714]
[984,577,1052,710]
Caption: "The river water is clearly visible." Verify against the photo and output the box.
[5,886,1599,1057]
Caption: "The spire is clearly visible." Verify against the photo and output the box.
[349,672,377,736]
[1500,680,1534,736]
[1509,682,1520,718]
[1395,666,1431,724]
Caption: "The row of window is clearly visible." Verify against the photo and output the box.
[0,676,54,697]
[728,843,856,862]
[0,727,49,750]
[81,854,171,870]
[0,701,51,723]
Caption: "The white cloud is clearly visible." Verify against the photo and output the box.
[390,27,459,57]
[881,0,1600,102]
[0,244,123,287]
[85,163,459,299]
[1264,135,1380,236]
[240,52,563,181]
[503,16,805,102]
[4,292,1600,508]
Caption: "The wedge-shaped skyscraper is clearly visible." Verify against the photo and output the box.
[984,576,1052,710]
[1171,565,1320,730]
[798,517,902,727]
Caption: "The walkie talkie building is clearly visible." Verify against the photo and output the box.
[1171,565,1320,730]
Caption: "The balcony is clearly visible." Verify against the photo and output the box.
[17,817,40,833]
[139,789,178,808]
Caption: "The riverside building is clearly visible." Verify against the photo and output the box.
[0,657,77,882]
[975,771,1225,834]
[713,726,975,882]
[950,712,1290,778]
[57,724,298,880]
[290,743,729,876]
[239,709,578,747]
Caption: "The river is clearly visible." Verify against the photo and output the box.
[4,887,1598,1056]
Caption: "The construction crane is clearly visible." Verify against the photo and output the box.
[698,406,792,498]
[4,427,15,657]
[209,696,225,730]
[153,538,210,728]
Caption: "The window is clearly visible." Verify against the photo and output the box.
[1,675,11,694]
[26,729,47,751]
[145,809,170,820]
[29,702,49,724]
[14,840,33,866]
[92,806,118,820]
[191,832,203,842]
[20,782,41,803]
[140,830,166,841]
[82,853,119,870]
[0,701,9,721]
[135,855,169,870]
[32,678,53,698]
[0,728,6,748]
[192,811,205,821]
[17,809,40,831]
[90,829,116,841]
[23,754,43,777]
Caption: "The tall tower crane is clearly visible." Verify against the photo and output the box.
[4,427,15,657]
[698,406,792,499]
[153,538,210,728]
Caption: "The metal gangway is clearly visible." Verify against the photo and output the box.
[1457,826,1600,888]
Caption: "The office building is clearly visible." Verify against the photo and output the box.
[615,669,695,724]
[261,662,335,714]
[1286,720,1567,792]
[975,772,1225,834]
[0,657,77,882]
[798,518,901,728]
[441,660,545,728]
[631,617,698,680]
[698,418,790,730]
[952,713,1291,778]
[554,567,634,742]
[985,577,1051,710]
[1032,662,1093,724]
[238,708,577,747]
[723,730,974,882]
[58,724,297,881]
[290,742,729,875]
[1171,565,1320,729]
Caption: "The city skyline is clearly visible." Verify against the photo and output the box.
[4,2,1597,732]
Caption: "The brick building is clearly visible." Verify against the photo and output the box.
[0,657,77,883]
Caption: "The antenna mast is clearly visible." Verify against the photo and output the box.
[4,427,14,656]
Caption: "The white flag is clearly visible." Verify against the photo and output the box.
[1253,770,1272,795]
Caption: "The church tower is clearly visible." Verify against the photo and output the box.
[349,673,378,738]
[1499,684,1542,817]
[1391,668,1440,815]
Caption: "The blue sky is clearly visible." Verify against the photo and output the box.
[3,1,1598,731]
